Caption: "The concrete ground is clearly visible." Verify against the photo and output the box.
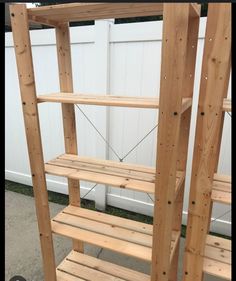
[6,190,220,281]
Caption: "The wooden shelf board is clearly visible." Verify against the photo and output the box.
[204,235,231,280]
[37,93,192,112]
[212,173,231,205]
[56,250,150,281]
[52,205,180,263]
[45,154,185,195]
[27,3,163,25]
[223,98,231,112]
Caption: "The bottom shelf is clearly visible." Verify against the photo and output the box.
[56,250,150,281]
[203,235,231,280]
[51,205,180,263]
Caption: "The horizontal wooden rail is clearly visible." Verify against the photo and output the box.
[37,93,192,113]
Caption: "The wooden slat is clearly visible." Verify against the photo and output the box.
[211,173,231,204]
[203,235,231,280]
[44,154,185,195]
[51,205,180,263]
[28,3,163,23]
[206,234,231,252]
[203,258,231,280]
[37,93,192,113]
[9,4,57,281]
[57,250,150,281]
[63,205,153,235]
[56,270,85,281]
[51,220,153,261]
[222,98,231,112]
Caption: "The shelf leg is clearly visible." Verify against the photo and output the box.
[183,4,231,280]
[55,23,84,253]
[9,4,57,280]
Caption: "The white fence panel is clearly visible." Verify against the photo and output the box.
[5,17,231,235]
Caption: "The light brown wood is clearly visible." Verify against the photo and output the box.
[170,7,200,280]
[11,2,204,280]
[51,205,180,262]
[9,4,56,281]
[63,205,153,235]
[222,98,231,112]
[55,23,83,252]
[151,4,195,281]
[37,93,192,113]
[203,235,231,280]
[27,3,163,24]
[212,174,231,204]
[44,154,185,195]
[183,4,231,281]
[57,250,150,281]
[28,14,60,27]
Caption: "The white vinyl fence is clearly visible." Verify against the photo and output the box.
[5,17,231,235]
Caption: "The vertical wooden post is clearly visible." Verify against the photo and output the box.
[94,19,114,210]
[183,4,231,281]
[9,4,57,281]
[151,4,193,281]
[169,6,200,281]
[55,23,84,252]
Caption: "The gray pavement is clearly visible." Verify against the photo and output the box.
[6,190,219,281]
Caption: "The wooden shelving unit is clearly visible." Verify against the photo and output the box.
[10,3,201,281]
[183,3,231,281]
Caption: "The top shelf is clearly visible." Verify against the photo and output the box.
[27,3,200,26]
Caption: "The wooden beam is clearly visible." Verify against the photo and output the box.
[55,23,84,253]
[9,4,56,281]
[27,3,163,23]
[170,5,200,280]
[151,4,193,281]
[28,14,60,27]
[183,4,231,281]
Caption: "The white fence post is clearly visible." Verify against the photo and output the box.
[93,19,114,210]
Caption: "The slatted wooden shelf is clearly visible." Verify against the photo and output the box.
[203,235,231,280]
[212,174,231,205]
[37,93,192,112]
[57,250,150,281]
[45,154,185,195]
[52,205,180,263]
[28,3,163,25]
[27,3,200,26]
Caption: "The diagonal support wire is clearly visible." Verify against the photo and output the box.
[75,104,122,161]
[147,193,154,203]
[211,209,231,225]
[75,104,158,201]
[226,111,232,118]
[96,247,103,258]
[82,183,98,199]
[75,104,158,162]
[120,124,158,162]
